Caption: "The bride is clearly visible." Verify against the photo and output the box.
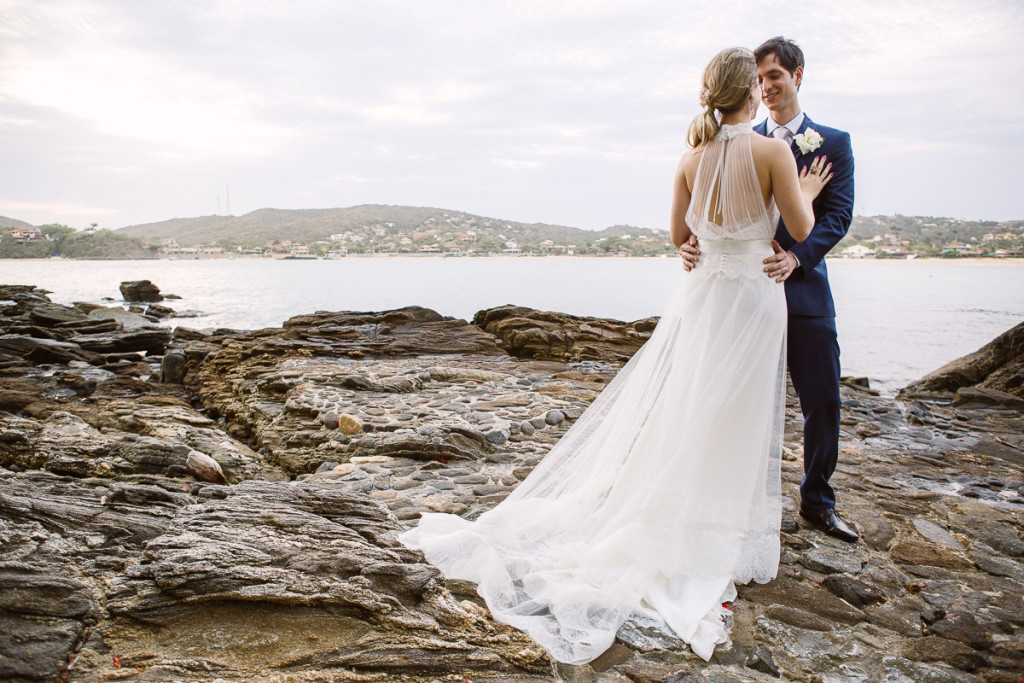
[399,47,831,664]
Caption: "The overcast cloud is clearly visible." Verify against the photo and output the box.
[1,0,1022,231]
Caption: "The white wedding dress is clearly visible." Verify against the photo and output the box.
[399,122,786,664]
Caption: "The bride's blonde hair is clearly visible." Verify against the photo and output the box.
[687,47,757,149]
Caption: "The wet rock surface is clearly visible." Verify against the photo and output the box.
[1,286,1022,681]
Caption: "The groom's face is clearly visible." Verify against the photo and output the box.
[757,53,802,115]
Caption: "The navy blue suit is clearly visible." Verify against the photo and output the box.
[753,115,854,511]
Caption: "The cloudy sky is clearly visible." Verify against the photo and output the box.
[1,0,1022,231]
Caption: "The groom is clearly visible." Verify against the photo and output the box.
[681,37,858,542]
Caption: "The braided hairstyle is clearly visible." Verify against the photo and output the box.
[686,47,757,149]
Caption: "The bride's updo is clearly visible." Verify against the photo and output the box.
[687,47,757,149]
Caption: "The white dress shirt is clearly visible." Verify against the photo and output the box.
[766,112,805,140]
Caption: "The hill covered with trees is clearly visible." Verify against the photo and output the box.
[2,205,1021,259]
[115,205,674,256]
[0,224,155,259]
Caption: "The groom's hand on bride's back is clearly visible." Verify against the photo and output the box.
[679,235,700,271]
[763,240,799,282]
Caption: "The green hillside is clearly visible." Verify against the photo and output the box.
[0,225,154,259]
[118,206,576,246]
[114,205,665,250]
[2,205,1020,259]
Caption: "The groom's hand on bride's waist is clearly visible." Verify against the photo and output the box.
[763,240,800,283]
[679,235,700,271]
[679,237,800,282]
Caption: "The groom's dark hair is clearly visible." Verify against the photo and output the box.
[754,37,805,77]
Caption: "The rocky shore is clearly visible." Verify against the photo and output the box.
[1,283,1022,682]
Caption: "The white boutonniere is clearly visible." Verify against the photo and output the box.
[794,128,824,155]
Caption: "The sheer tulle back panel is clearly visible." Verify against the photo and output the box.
[399,120,787,665]
[685,125,775,242]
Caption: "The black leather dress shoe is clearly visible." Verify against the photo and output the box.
[800,507,859,542]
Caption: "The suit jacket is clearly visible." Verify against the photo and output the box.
[754,115,854,317]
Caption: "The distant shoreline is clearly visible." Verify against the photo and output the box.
[3,255,1024,265]
[825,256,1024,265]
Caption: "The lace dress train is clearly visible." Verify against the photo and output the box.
[399,123,785,664]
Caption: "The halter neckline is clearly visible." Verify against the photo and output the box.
[717,122,753,140]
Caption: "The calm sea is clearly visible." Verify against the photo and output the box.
[3,257,1022,396]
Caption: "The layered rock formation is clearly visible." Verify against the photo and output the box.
[0,471,548,682]
[473,304,657,362]
[901,320,1024,410]
[1,287,1022,682]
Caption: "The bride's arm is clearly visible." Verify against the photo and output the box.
[670,154,695,248]
[770,142,830,242]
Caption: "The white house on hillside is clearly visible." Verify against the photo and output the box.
[842,244,875,258]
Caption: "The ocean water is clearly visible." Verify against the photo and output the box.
[3,256,1023,395]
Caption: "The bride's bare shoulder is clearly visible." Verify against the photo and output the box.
[750,134,789,155]
[677,147,702,171]
[675,147,701,180]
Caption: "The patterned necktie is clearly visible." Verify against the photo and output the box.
[772,126,792,144]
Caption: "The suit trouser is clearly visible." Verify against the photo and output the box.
[787,315,841,511]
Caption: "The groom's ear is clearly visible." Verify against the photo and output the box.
[794,65,804,91]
